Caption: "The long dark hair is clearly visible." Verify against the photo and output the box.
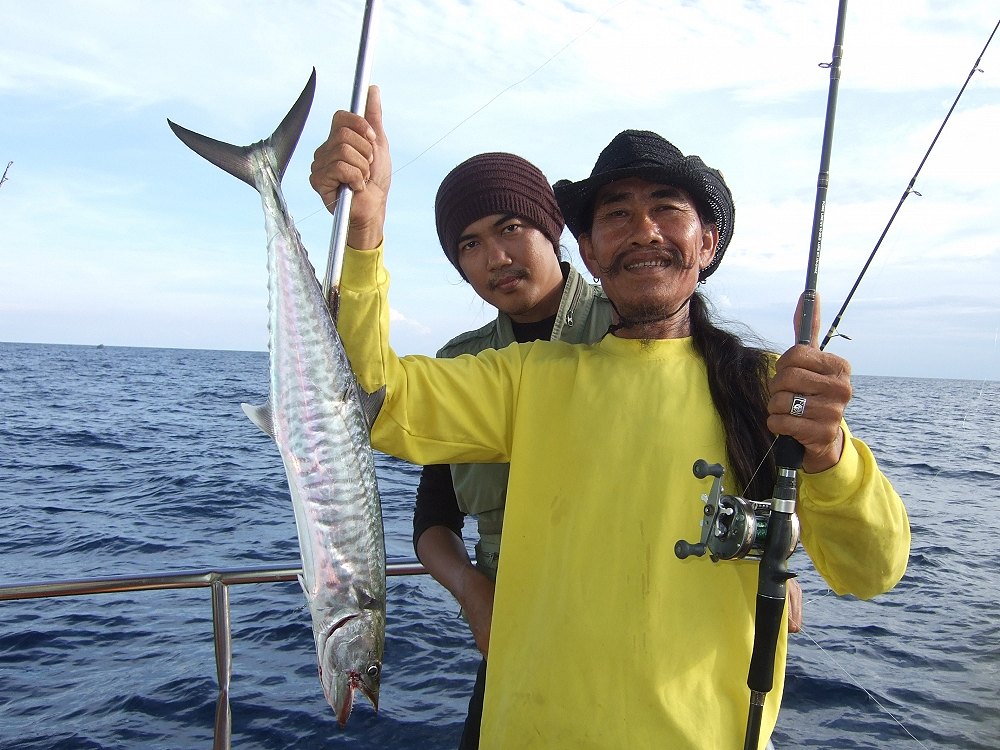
[688,292,775,501]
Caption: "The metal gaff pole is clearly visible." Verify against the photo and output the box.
[743,2,848,748]
[322,0,382,309]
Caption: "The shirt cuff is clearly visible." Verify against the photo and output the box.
[799,422,865,507]
[343,243,387,291]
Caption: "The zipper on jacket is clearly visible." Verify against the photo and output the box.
[564,279,584,329]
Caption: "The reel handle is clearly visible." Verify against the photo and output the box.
[673,540,706,559]
[693,459,724,479]
[676,460,725,561]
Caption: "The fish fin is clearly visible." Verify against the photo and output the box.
[167,68,317,189]
[241,401,275,437]
[265,68,317,180]
[166,120,258,189]
[358,385,386,432]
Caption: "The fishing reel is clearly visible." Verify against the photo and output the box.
[674,459,799,562]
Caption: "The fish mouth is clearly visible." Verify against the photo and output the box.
[334,669,379,727]
[325,614,360,727]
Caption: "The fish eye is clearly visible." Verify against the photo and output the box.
[367,664,380,679]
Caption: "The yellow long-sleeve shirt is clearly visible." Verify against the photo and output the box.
[338,245,910,749]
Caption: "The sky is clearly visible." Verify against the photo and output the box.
[1,0,998,380]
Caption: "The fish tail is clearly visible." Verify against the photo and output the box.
[166,68,317,189]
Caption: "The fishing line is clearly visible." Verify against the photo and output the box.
[793,587,933,746]
[744,435,778,493]
[820,17,1000,351]
[796,624,932,749]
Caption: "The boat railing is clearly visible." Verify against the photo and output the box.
[0,559,428,750]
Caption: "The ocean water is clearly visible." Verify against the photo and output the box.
[0,341,997,749]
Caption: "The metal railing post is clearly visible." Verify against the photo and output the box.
[211,579,232,750]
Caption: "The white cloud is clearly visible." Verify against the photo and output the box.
[389,307,432,336]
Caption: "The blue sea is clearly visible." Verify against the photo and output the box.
[1,341,997,749]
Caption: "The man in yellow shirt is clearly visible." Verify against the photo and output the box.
[312,88,908,749]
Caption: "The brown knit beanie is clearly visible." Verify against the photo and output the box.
[434,152,564,279]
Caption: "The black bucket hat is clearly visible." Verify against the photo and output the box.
[553,130,735,280]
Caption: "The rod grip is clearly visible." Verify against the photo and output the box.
[773,434,804,470]
[747,511,795,693]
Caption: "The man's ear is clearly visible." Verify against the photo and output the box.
[579,234,599,277]
[699,223,719,271]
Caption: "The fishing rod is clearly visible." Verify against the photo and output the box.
[674,2,849,747]
[323,0,382,313]
[744,2,847,747]
[820,17,1000,351]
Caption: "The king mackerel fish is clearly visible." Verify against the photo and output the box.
[168,70,386,726]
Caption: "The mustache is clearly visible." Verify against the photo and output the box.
[598,246,693,278]
[488,267,529,290]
